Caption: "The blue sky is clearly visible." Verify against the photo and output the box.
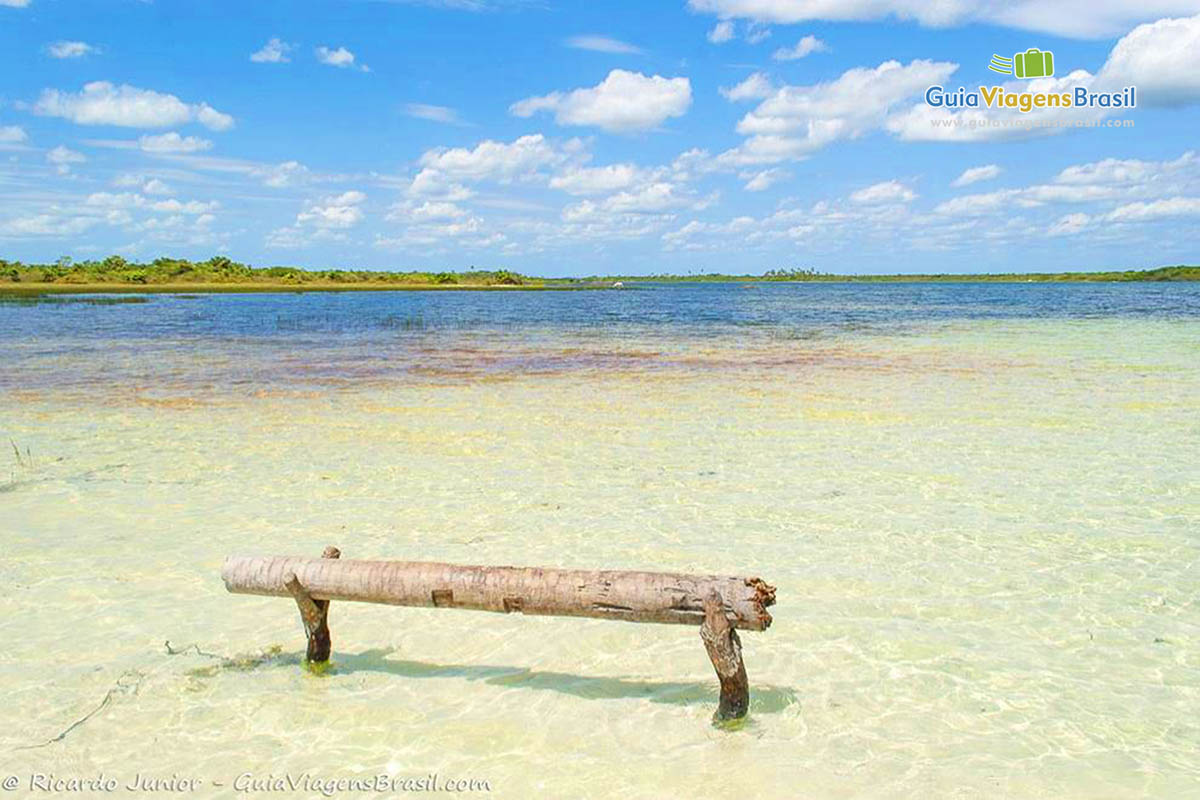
[2,0,1199,275]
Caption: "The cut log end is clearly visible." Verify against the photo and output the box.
[700,590,749,721]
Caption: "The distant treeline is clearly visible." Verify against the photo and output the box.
[0,256,1197,290]
[553,265,1200,283]
[0,255,532,287]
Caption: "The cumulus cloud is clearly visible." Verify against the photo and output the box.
[936,151,1200,217]
[1055,151,1196,185]
[565,35,643,54]
[549,164,643,195]
[772,35,828,61]
[742,167,790,191]
[316,46,368,71]
[510,69,692,133]
[952,164,1001,187]
[719,59,956,164]
[0,0,32,8]
[138,131,213,153]
[142,178,172,195]
[47,40,98,59]
[46,145,85,175]
[85,191,207,212]
[250,38,292,63]
[253,160,311,187]
[1099,14,1200,106]
[720,72,774,101]
[415,134,577,187]
[686,0,1200,38]
[297,190,367,228]
[0,125,27,145]
[34,82,234,130]
[850,180,916,204]
[1106,196,1200,221]
[707,20,735,42]
[150,198,219,215]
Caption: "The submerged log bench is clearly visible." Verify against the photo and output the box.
[221,549,776,720]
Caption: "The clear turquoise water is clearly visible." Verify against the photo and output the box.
[2,283,1198,798]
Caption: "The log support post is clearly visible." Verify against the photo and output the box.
[284,546,341,663]
[700,589,749,721]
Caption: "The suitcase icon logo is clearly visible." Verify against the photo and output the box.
[988,49,1055,79]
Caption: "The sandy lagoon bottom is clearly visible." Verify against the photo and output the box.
[2,317,1198,799]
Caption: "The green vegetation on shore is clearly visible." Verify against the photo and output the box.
[0,255,540,293]
[0,256,1196,295]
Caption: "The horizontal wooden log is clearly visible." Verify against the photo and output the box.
[222,555,775,632]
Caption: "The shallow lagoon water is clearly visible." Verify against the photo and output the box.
[2,283,1198,798]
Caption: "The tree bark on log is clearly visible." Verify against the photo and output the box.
[700,590,750,720]
[284,546,340,663]
[223,554,775,631]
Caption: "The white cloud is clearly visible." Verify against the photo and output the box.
[952,164,1001,187]
[253,160,311,187]
[316,45,368,71]
[138,131,213,153]
[47,40,98,59]
[0,0,31,8]
[142,178,172,195]
[510,69,692,133]
[406,170,475,200]
[564,182,713,218]
[720,72,774,101]
[46,145,85,175]
[151,198,219,215]
[1055,151,1196,185]
[745,23,772,43]
[933,190,1019,216]
[707,20,735,42]
[411,201,467,221]
[935,151,1200,219]
[742,167,789,191]
[404,103,465,125]
[416,134,575,183]
[195,105,234,131]
[1106,196,1200,221]
[550,164,642,195]
[113,173,172,194]
[565,35,643,54]
[772,34,828,61]
[1099,14,1200,106]
[686,0,1200,38]
[720,59,956,164]
[0,214,99,238]
[85,191,218,216]
[388,200,469,222]
[0,125,27,144]
[1048,212,1092,235]
[251,38,292,63]
[86,191,146,209]
[850,180,916,204]
[34,82,234,130]
[297,190,367,228]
